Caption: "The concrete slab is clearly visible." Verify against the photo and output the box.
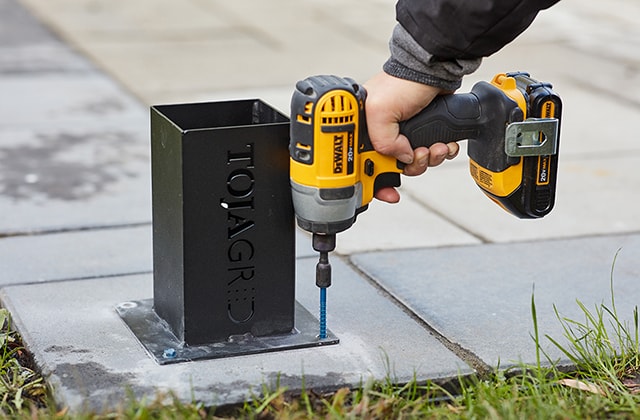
[1,257,472,412]
[0,2,153,235]
[19,0,231,36]
[401,154,640,242]
[0,44,93,75]
[19,0,394,105]
[0,74,146,128]
[0,0,93,76]
[22,0,640,108]
[0,225,151,285]
[0,225,317,286]
[334,197,481,255]
[75,32,388,106]
[351,233,640,368]
[0,122,151,234]
[0,0,55,46]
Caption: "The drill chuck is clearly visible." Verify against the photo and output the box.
[316,254,332,288]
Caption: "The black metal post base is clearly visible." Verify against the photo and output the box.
[151,99,297,345]
[116,299,339,365]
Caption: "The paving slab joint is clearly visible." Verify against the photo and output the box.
[402,189,491,244]
[343,255,493,376]
[0,222,152,240]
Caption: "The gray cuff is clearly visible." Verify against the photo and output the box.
[385,24,482,90]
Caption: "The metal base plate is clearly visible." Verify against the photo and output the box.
[116,299,339,365]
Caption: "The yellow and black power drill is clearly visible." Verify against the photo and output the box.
[289,72,562,338]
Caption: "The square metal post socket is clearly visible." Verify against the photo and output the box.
[149,100,294,345]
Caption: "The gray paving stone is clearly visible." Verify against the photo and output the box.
[0,44,93,75]
[18,0,393,105]
[1,257,471,412]
[351,234,640,368]
[0,225,151,285]
[20,0,231,36]
[334,196,481,254]
[81,34,387,106]
[401,154,640,243]
[0,1,152,235]
[0,74,146,128]
[0,0,109,79]
[0,0,61,47]
[0,225,313,286]
[0,0,92,76]
[0,122,151,234]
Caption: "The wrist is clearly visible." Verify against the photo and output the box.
[383,58,462,91]
[386,24,482,92]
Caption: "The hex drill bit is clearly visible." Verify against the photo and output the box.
[312,233,335,339]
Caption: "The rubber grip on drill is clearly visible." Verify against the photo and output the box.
[399,93,482,149]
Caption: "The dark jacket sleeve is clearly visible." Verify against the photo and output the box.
[396,0,560,59]
[384,0,560,90]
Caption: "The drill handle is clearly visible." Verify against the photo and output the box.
[399,92,483,149]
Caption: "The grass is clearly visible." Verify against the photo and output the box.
[0,309,47,416]
[2,252,639,418]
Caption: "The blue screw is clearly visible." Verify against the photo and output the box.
[163,348,177,359]
[319,287,327,339]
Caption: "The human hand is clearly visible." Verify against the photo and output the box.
[363,71,459,203]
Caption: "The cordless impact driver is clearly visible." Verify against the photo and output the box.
[289,72,562,338]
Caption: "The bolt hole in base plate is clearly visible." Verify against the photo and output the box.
[116,299,339,365]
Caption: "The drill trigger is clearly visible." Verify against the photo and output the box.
[373,172,401,193]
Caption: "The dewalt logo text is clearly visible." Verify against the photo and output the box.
[333,134,343,174]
